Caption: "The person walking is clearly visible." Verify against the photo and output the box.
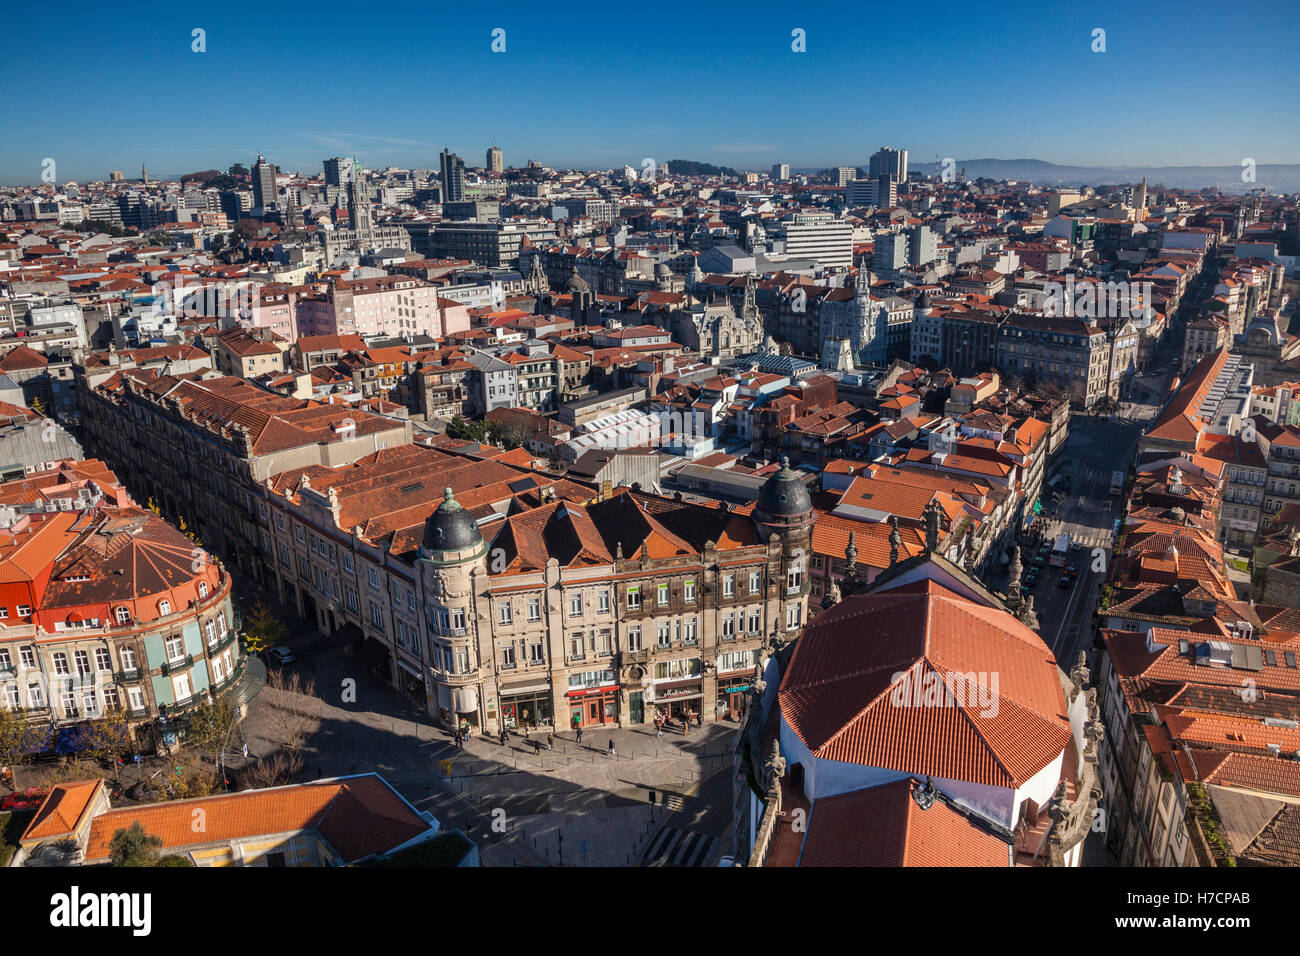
[606,739,616,758]
[655,718,664,739]
[533,738,542,757]
[576,725,584,745]
[499,727,509,747]
[696,711,703,729]
[546,732,554,751]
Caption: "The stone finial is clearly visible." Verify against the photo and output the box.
[1020,594,1039,631]
[1048,781,1072,825]
[846,530,859,571]
[1069,650,1090,696]
[912,776,937,810]
[888,518,901,567]
[923,499,942,552]
[763,738,786,793]
[822,577,842,610]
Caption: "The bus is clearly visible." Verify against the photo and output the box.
[1050,532,1071,567]
[1110,470,1125,496]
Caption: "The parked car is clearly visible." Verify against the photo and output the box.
[1,787,49,811]
[268,646,295,666]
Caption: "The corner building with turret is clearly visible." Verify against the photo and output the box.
[263,443,812,735]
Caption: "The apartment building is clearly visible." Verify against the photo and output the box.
[76,370,411,579]
[0,460,241,749]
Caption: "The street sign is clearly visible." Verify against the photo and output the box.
[439,759,453,777]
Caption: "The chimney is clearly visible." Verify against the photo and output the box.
[601,479,613,501]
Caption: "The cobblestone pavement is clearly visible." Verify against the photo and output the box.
[232,624,740,867]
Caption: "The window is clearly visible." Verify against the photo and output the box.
[3,685,18,709]
[597,590,610,613]
[62,691,79,718]
[0,650,8,672]
[451,608,466,630]
[626,626,642,652]
[683,580,696,603]
[749,571,761,594]
[82,689,99,717]
[19,647,34,669]
[165,636,185,664]
[786,604,802,630]
[343,553,354,573]
[198,581,209,599]
[103,686,120,710]
[0,607,8,619]
[52,652,70,675]
[597,629,612,656]
[28,682,45,708]
[528,641,544,664]
[173,674,192,702]
[127,687,145,711]
[205,619,218,647]
[657,623,671,648]
[16,604,30,617]
[294,525,305,544]
[627,586,641,610]
[786,568,802,593]
[120,647,136,671]
[684,618,697,646]
[74,650,90,675]
[369,602,384,629]
[722,613,736,639]
[499,602,513,625]
[158,599,172,616]
[368,567,380,590]
[723,575,735,598]
[570,633,585,660]
[748,610,762,634]
[657,583,669,606]
[530,598,543,622]
[501,644,516,669]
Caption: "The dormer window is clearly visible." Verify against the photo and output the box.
[158,599,172,616]
[198,581,209,599]
[115,606,131,624]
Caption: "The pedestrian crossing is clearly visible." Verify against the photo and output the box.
[662,793,685,811]
[643,827,717,867]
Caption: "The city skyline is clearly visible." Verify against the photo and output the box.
[2,0,1297,184]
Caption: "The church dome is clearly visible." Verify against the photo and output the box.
[916,291,933,310]
[566,265,590,293]
[757,457,812,518]
[422,487,482,555]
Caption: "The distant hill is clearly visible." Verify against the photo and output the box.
[946,158,1300,193]
[790,158,1300,193]
[666,159,739,178]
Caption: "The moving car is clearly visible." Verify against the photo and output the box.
[268,646,295,666]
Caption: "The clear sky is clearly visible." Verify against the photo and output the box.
[3,0,1297,184]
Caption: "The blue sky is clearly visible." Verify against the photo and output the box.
[3,0,1297,183]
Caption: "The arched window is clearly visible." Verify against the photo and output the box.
[198,581,209,599]
[158,599,172,616]
[115,606,130,625]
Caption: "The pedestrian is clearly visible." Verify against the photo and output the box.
[607,739,615,758]
[533,738,541,756]
[576,725,584,744]
[655,719,664,739]
[546,732,554,751]
[696,712,703,729]
[499,728,508,746]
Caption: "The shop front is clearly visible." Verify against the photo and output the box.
[568,668,618,728]
[716,672,752,721]
[396,657,427,706]
[437,683,479,734]
[567,687,618,727]
[499,681,553,731]
[653,678,704,724]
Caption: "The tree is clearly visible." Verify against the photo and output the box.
[187,698,239,771]
[243,601,287,655]
[209,233,227,255]
[0,705,31,790]
[81,712,132,781]
[227,162,248,178]
[28,395,46,418]
[109,821,162,867]
[446,415,489,443]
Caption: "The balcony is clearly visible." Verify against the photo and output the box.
[126,707,150,720]
[159,654,194,676]
[438,668,479,687]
